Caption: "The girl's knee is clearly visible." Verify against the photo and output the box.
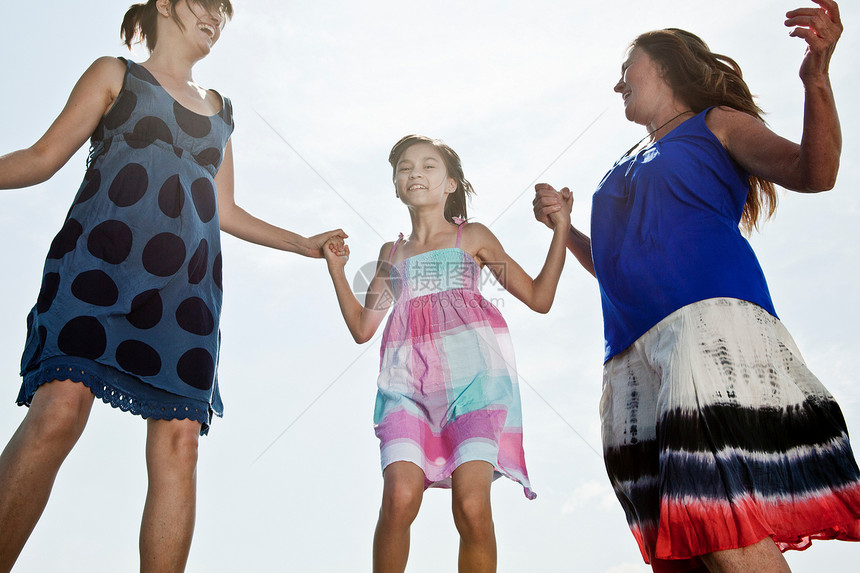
[452,494,493,537]
[380,482,422,525]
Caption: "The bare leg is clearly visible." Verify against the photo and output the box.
[0,379,95,573]
[451,461,496,573]
[373,461,425,573]
[139,417,201,573]
[700,536,791,573]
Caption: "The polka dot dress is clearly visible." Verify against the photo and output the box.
[16,58,234,434]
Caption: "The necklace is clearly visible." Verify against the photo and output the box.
[623,110,694,157]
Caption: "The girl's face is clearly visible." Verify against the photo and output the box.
[613,47,675,126]
[394,143,457,210]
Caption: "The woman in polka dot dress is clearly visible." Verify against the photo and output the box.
[0,1,344,570]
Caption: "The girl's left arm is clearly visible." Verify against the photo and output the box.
[709,0,842,193]
[471,203,571,314]
[215,139,346,258]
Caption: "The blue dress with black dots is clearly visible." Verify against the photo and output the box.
[17,58,234,434]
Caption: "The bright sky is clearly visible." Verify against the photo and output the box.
[1,1,858,571]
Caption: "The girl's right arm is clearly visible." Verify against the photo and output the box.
[0,57,124,190]
[322,237,394,344]
[533,183,595,277]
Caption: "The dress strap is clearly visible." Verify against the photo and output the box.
[454,219,465,248]
[388,233,405,263]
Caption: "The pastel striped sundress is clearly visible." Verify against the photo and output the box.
[374,223,535,499]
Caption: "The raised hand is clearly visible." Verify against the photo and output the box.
[323,235,350,269]
[307,228,348,259]
[533,183,572,230]
[786,0,842,81]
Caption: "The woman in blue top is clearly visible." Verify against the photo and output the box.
[534,1,860,572]
[0,1,343,571]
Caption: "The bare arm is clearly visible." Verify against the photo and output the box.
[0,57,124,189]
[708,0,843,193]
[469,196,570,314]
[215,139,346,258]
[322,239,393,343]
[533,184,595,277]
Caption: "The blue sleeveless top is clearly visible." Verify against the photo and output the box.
[591,108,776,361]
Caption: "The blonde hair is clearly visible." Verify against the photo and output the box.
[388,135,475,223]
[632,28,777,233]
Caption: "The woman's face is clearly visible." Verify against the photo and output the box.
[165,0,226,54]
[613,47,675,126]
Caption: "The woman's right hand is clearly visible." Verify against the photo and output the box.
[533,183,573,230]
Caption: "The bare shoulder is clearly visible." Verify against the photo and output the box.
[460,221,504,265]
[705,106,766,148]
[460,221,496,242]
[378,240,396,263]
[85,56,127,85]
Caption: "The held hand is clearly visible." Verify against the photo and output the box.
[306,228,348,258]
[786,0,842,82]
[322,235,350,269]
[548,187,573,229]
[533,183,571,230]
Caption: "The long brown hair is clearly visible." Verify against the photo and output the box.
[388,135,475,224]
[632,28,777,233]
[121,0,234,52]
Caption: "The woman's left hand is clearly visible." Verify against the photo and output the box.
[786,0,842,82]
[306,229,348,258]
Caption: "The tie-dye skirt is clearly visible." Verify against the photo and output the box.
[601,298,860,572]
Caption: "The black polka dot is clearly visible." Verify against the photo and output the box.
[104,90,138,130]
[213,253,222,291]
[191,178,216,223]
[177,348,214,390]
[47,218,83,259]
[187,239,208,284]
[36,273,61,313]
[108,163,148,207]
[142,232,186,277]
[174,101,212,138]
[116,340,162,377]
[76,168,101,205]
[91,122,105,143]
[57,316,106,359]
[194,148,222,169]
[158,174,185,218]
[128,62,160,85]
[175,297,214,336]
[124,116,174,150]
[71,270,119,307]
[87,220,133,264]
[127,289,163,329]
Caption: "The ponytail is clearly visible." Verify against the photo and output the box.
[121,1,160,51]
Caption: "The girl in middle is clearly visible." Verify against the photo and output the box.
[322,134,571,572]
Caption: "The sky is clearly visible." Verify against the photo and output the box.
[1,1,858,571]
